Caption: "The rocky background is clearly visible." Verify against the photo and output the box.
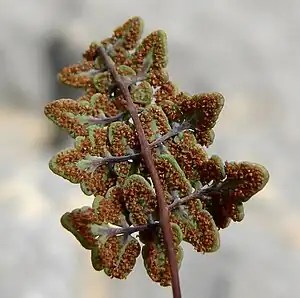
[1,1,299,298]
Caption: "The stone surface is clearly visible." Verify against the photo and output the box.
[1,1,300,297]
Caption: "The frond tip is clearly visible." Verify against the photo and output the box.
[45,16,270,291]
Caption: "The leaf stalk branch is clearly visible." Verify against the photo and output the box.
[97,45,182,298]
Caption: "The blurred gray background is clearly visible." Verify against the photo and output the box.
[1,1,299,298]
